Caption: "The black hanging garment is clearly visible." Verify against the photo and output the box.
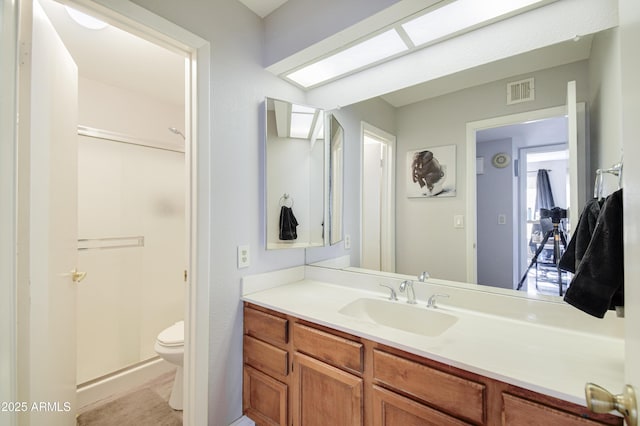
[560,189,624,318]
[279,206,298,240]
[529,169,556,249]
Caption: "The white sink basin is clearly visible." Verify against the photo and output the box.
[338,298,458,337]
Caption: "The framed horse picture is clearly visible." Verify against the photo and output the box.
[407,145,456,198]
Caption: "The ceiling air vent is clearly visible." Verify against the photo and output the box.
[507,78,535,105]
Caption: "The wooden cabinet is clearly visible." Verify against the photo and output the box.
[243,365,288,426]
[373,349,484,424]
[293,352,363,426]
[501,393,619,426]
[243,306,290,426]
[372,385,470,426]
[242,303,622,426]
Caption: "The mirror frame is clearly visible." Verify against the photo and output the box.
[329,114,344,245]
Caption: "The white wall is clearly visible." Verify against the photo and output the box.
[476,138,514,289]
[79,77,184,144]
[394,61,590,281]
[588,28,623,193]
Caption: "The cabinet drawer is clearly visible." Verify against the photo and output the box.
[373,350,485,424]
[293,323,363,374]
[373,385,471,426]
[244,306,288,347]
[244,335,289,378]
[502,393,615,426]
[243,365,287,426]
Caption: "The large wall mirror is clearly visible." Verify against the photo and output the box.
[265,97,327,249]
[305,26,621,305]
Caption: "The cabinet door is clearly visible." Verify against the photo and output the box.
[243,365,287,426]
[373,386,471,426]
[502,393,616,426]
[293,352,363,426]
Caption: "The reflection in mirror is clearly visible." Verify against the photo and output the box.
[265,97,327,249]
[305,29,620,305]
[329,115,344,245]
[475,115,572,297]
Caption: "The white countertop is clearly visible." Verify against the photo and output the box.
[242,275,624,407]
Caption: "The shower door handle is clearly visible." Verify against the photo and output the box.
[71,268,87,283]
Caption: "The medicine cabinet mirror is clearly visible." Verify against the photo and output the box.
[264,97,328,249]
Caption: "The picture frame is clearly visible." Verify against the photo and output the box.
[407,144,456,198]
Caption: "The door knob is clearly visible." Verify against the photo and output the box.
[71,268,87,283]
[585,383,637,426]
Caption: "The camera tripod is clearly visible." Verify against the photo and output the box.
[517,219,568,296]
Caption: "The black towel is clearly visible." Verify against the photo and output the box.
[279,206,298,240]
[562,189,623,318]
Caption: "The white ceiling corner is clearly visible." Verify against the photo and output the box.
[236,0,290,18]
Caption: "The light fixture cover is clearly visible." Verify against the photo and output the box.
[402,0,545,47]
[286,29,408,88]
[65,6,108,30]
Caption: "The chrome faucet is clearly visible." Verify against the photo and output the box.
[399,280,417,304]
[417,271,430,282]
[379,284,398,301]
[427,293,449,309]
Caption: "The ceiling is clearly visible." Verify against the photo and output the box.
[236,0,289,18]
[39,0,596,112]
[40,0,185,107]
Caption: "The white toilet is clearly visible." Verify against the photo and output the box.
[155,320,184,410]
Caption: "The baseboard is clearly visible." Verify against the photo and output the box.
[229,415,255,426]
[76,357,174,409]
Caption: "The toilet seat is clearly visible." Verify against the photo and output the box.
[157,321,184,347]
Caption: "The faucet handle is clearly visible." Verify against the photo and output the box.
[427,293,449,308]
[418,271,430,282]
[379,284,398,301]
[399,280,412,291]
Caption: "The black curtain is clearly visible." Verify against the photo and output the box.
[535,169,555,212]
[531,169,556,240]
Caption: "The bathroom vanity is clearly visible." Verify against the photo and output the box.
[242,266,624,425]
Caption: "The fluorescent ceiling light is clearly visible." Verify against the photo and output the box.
[402,0,546,47]
[65,6,109,30]
[286,29,408,88]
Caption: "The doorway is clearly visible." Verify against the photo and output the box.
[16,0,211,423]
[519,143,570,296]
[361,123,396,272]
[466,93,587,288]
[475,115,570,294]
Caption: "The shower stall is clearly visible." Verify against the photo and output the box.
[76,126,185,391]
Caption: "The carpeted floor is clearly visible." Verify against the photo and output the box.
[76,372,182,426]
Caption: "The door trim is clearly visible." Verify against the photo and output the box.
[465,105,572,284]
[13,1,212,424]
[360,122,396,272]
[0,0,19,422]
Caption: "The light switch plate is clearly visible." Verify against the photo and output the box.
[238,245,250,268]
[453,215,464,229]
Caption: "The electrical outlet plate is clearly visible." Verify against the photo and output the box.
[238,245,250,268]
